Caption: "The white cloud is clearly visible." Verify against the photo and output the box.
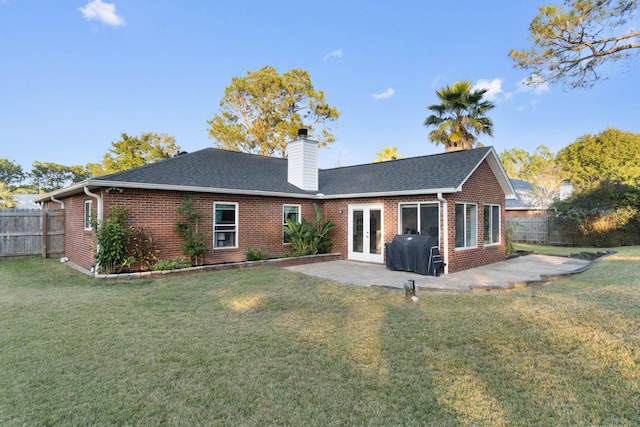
[79,0,125,27]
[472,78,510,102]
[518,77,550,95]
[322,48,343,61]
[372,88,395,99]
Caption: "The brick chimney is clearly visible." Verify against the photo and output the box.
[287,129,318,192]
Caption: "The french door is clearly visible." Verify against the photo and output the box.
[348,204,384,263]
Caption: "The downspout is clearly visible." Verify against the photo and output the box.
[50,195,64,209]
[437,192,449,275]
[84,187,102,275]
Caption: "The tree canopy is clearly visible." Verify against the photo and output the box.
[500,145,564,208]
[510,0,640,89]
[424,81,495,152]
[207,66,340,158]
[0,158,25,189]
[97,132,181,176]
[556,128,640,190]
[374,146,404,162]
[29,162,89,193]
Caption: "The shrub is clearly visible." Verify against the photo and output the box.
[246,247,268,261]
[151,258,191,271]
[92,206,132,274]
[174,198,207,266]
[283,204,335,256]
[130,228,159,271]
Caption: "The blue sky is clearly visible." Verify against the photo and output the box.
[1,1,639,172]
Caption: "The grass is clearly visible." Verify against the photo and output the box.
[1,249,639,426]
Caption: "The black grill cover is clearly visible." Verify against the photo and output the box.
[385,234,437,275]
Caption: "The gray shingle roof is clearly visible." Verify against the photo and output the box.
[37,145,514,201]
[95,148,313,195]
[319,147,493,195]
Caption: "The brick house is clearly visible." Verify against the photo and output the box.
[36,132,515,274]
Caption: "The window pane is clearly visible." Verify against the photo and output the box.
[283,205,299,223]
[353,210,364,252]
[455,204,464,248]
[492,205,500,243]
[369,209,381,255]
[484,205,491,244]
[419,205,439,244]
[401,205,417,234]
[466,204,476,247]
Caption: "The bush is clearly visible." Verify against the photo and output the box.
[151,258,191,271]
[92,206,132,274]
[174,198,207,266]
[551,180,640,247]
[283,204,335,256]
[130,228,159,271]
[246,247,268,261]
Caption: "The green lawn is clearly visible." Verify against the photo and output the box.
[1,249,639,426]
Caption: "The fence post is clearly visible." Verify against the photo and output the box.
[42,209,48,258]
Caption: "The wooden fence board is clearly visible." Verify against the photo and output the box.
[507,217,572,245]
[0,209,65,258]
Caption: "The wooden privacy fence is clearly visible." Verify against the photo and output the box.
[506,217,571,245]
[0,209,65,259]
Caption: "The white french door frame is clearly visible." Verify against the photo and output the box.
[348,203,384,263]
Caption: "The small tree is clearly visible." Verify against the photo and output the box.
[174,198,207,266]
[283,204,335,256]
[92,206,132,274]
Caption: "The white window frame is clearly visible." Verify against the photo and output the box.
[84,200,92,230]
[483,204,501,246]
[283,204,301,244]
[398,202,440,243]
[213,202,238,249]
[455,202,477,249]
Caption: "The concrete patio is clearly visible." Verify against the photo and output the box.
[285,254,595,292]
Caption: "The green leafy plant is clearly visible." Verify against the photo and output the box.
[92,206,132,274]
[246,247,268,261]
[174,198,207,266]
[504,222,518,255]
[283,204,335,256]
[151,258,191,271]
[131,228,159,271]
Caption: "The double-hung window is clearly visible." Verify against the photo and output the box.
[483,204,501,245]
[455,203,477,249]
[84,200,92,230]
[214,202,238,248]
[283,204,300,243]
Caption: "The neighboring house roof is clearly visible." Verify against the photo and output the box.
[35,146,515,202]
[14,194,41,209]
[506,178,546,210]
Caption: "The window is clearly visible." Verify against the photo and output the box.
[214,202,238,248]
[484,204,501,245]
[84,200,92,230]
[399,203,439,244]
[283,204,300,243]
[455,203,477,249]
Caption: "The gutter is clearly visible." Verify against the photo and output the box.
[50,195,64,209]
[437,192,449,275]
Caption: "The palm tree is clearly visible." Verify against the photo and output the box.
[374,146,404,162]
[424,81,495,152]
[0,182,17,208]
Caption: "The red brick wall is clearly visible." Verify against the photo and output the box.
[53,158,505,273]
[444,160,506,272]
[57,189,320,269]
